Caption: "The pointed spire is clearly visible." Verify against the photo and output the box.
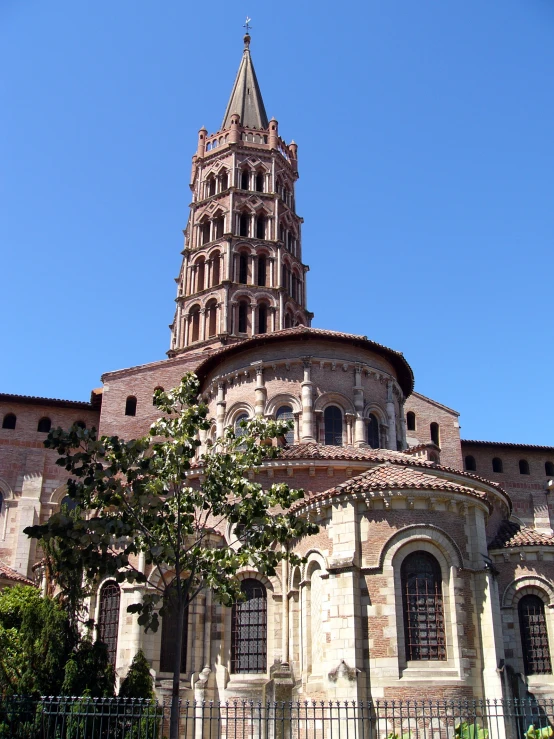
[222,33,269,130]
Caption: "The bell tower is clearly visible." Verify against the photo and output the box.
[168,32,312,356]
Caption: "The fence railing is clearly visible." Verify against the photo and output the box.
[0,697,552,739]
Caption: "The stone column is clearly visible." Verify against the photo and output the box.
[279,291,285,329]
[222,283,230,334]
[216,383,226,439]
[200,308,207,342]
[345,413,355,445]
[315,410,324,443]
[398,398,407,450]
[231,301,237,335]
[250,302,256,336]
[269,257,275,287]
[353,365,365,446]
[183,313,190,347]
[301,358,315,441]
[386,380,397,450]
[282,558,289,664]
[253,362,266,417]
[293,412,301,443]
[226,240,232,281]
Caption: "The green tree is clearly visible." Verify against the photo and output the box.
[119,650,154,700]
[25,373,318,739]
[61,639,115,697]
[0,585,72,697]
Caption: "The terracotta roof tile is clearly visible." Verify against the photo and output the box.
[462,440,554,452]
[0,563,34,585]
[489,521,554,549]
[0,393,93,410]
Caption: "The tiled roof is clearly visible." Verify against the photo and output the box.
[194,327,415,396]
[0,563,34,585]
[293,463,488,510]
[462,440,554,452]
[0,393,93,410]
[489,521,554,549]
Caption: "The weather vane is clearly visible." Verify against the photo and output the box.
[243,16,252,34]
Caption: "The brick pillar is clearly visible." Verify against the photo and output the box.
[216,383,226,438]
[386,380,397,450]
[253,363,266,417]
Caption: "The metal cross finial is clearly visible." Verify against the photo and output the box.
[243,16,252,34]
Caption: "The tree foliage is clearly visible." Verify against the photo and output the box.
[119,650,154,700]
[25,372,318,739]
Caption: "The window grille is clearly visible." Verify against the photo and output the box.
[160,583,188,673]
[98,582,121,667]
[401,552,446,661]
[519,595,552,675]
[324,406,343,446]
[276,405,294,444]
[367,414,380,449]
[231,579,267,673]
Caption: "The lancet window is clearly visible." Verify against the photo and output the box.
[401,551,446,661]
[98,582,121,667]
[231,579,267,673]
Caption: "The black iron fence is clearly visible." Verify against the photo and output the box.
[0,697,552,739]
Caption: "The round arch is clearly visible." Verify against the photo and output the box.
[502,575,554,609]
[265,393,302,416]
[313,392,355,415]
[379,524,464,572]
[225,402,255,427]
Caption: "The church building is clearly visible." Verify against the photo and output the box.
[1,32,554,707]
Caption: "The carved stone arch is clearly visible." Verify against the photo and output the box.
[290,565,302,592]
[225,402,255,427]
[313,392,355,415]
[207,246,223,261]
[302,550,328,581]
[238,202,256,215]
[236,568,278,595]
[379,523,464,572]
[233,290,254,303]
[363,403,387,424]
[266,393,302,416]
[47,483,69,507]
[254,292,276,307]
[193,254,206,267]
[0,478,15,503]
[502,575,554,609]
[234,242,256,255]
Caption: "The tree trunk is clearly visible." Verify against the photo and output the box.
[169,597,186,739]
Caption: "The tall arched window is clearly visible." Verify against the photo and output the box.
[465,455,477,471]
[519,595,552,675]
[256,215,266,240]
[220,170,228,191]
[430,422,440,446]
[98,582,121,667]
[125,396,137,417]
[367,414,380,449]
[238,301,248,333]
[190,307,200,342]
[324,406,343,446]
[214,215,225,239]
[196,258,205,292]
[239,213,250,237]
[240,169,250,190]
[519,459,530,475]
[239,253,248,284]
[211,252,221,286]
[231,579,267,673]
[257,255,267,286]
[160,581,188,673]
[234,413,249,439]
[546,462,554,477]
[492,457,503,473]
[258,303,267,334]
[207,301,217,338]
[208,176,216,197]
[276,405,294,445]
[37,417,52,433]
[255,172,264,193]
[61,495,78,513]
[406,412,416,431]
[200,221,210,245]
[2,414,16,430]
[284,312,292,329]
[401,551,446,661]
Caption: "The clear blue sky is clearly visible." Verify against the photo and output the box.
[2,1,553,445]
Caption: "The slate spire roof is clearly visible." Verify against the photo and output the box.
[222,34,269,130]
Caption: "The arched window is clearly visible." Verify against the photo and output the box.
[190,307,200,342]
[240,169,250,190]
[200,221,210,245]
[61,495,78,513]
[211,252,221,286]
[519,595,552,675]
[207,301,217,338]
[492,457,503,473]
[160,581,188,673]
[2,413,16,430]
[430,422,440,446]
[125,396,137,417]
[214,215,225,239]
[256,215,266,240]
[231,579,267,673]
[238,301,248,333]
[234,413,249,439]
[519,459,530,475]
[546,462,554,477]
[37,417,51,433]
[401,551,446,661]
[465,455,477,471]
[255,172,264,193]
[153,386,164,405]
[367,414,380,449]
[239,213,250,237]
[220,171,228,191]
[258,304,267,335]
[324,406,343,446]
[208,176,216,197]
[257,255,267,286]
[98,582,121,667]
[196,258,205,292]
[239,253,248,284]
[276,405,294,445]
[284,312,292,329]
[406,412,416,431]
